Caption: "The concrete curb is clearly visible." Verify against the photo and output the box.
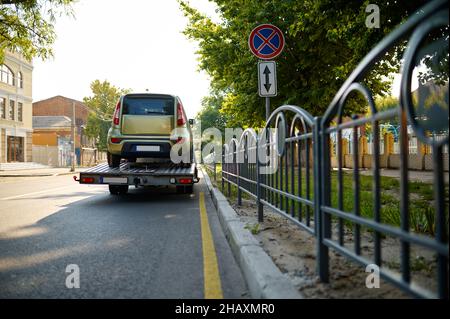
[56,171,82,176]
[200,166,302,299]
[0,174,53,177]
[0,170,84,178]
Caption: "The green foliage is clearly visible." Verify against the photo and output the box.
[83,80,130,151]
[214,166,448,236]
[245,223,260,235]
[0,0,74,63]
[364,95,400,136]
[196,93,228,137]
[180,0,427,126]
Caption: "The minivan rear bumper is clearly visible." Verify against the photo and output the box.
[120,141,172,158]
[108,137,174,158]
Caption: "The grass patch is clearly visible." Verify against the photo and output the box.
[245,223,261,235]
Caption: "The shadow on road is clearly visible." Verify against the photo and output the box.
[0,185,204,298]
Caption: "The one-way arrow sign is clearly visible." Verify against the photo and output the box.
[258,61,277,97]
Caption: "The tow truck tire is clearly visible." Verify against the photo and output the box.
[176,185,193,194]
[109,185,128,195]
[185,185,194,194]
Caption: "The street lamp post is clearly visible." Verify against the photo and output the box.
[70,102,76,172]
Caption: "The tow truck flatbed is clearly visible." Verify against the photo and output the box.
[76,162,198,194]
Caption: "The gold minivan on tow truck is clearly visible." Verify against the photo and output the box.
[74,93,198,195]
[107,93,193,167]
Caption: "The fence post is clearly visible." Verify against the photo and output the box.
[213,162,217,182]
[227,148,231,197]
[237,150,242,206]
[221,146,225,192]
[359,135,368,168]
[359,135,368,154]
[418,137,428,171]
[314,116,330,282]
[329,137,335,157]
[384,133,394,168]
[256,137,263,222]
[341,138,349,168]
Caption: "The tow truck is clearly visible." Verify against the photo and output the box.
[74,161,199,195]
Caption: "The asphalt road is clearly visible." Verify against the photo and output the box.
[0,172,248,298]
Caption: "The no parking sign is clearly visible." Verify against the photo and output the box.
[248,24,285,60]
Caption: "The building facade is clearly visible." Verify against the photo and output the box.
[32,96,95,165]
[0,51,33,163]
[32,116,72,167]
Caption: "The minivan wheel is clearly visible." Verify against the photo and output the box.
[109,185,128,195]
[107,152,121,168]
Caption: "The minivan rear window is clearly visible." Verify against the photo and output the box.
[122,96,174,115]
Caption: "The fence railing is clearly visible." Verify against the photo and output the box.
[216,0,449,298]
[203,153,218,182]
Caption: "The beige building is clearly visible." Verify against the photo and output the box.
[0,51,33,163]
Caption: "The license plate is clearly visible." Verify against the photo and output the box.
[136,145,160,152]
[103,177,128,184]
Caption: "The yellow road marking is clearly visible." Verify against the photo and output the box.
[199,192,223,299]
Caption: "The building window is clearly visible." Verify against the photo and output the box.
[17,71,23,88]
[9,100,15,120]
[18,102,23,122]
[0,65,15,86]
[0,97,5,119]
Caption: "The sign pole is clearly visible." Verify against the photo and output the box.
[265,97,270,121]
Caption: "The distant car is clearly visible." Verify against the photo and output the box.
[107,93,193,168]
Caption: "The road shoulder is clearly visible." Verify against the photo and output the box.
[200,167,302,299]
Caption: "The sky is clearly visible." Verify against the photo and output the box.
[32,0,220,119]
[31,0,422,120]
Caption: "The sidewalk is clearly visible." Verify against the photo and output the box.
[0,167,86,177]
[358,168,449,184]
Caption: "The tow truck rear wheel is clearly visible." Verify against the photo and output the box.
[176,185,193,194]
[185,185,193,194]
[109,185,129,195]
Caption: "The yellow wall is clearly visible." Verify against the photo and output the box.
[32,128,74,146]
[32,132,58,146]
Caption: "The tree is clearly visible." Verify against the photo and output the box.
[180,0,428,127]
[0,0,74,63]
[196,93,227,134]
[83,80,130,151]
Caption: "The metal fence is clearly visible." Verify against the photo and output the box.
[218,0,449,298]
[204,153,218,182]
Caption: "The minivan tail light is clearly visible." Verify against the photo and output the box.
[113,100,121,125]
[110,138,122,143]
[177,101,186,126]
